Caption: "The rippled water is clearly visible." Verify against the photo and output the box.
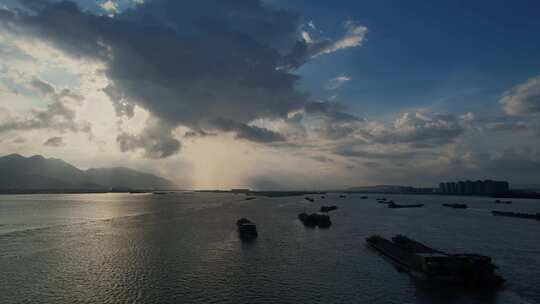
[0,193,539,304]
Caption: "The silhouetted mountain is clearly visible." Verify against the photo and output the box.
[0,154,176,190]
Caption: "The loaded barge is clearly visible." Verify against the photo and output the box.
[236,218,258,241]
[443,203,467,209]
[366,235,504,289]
[492,210,540,221]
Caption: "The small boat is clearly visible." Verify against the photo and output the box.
[245,196,256,201]
[388,202,424,209]
[236,218,258,240]
[494,200,512,204]
[320,196,326,199]
[298,213,332,228]
[366,235,504,289]
[443,203,467,209]
[319,205,338,212]
[378,200,393,204]
[360,196,369,199]
[339,195,346,198]
[492,210,540,221]
[304,197,314,202]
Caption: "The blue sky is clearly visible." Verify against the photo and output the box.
[280,0,540,116]
[1,0,540,188]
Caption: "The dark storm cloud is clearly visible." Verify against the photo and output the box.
[43,136,64,147]
[209,118,286,143]
[0,0,324,156]
[102,84,135,118]
[184,130,217,139]
[117,120,181,158]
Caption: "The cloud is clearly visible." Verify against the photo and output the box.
[209,118,286,143]
[366,112,467,147]
[283,21,368,69]
[314,21,368,56]
[300,101,365,140]
[99,0,118,13]
[102,84,135,118]
[28,77,55,96]
[1,0,369,157]
[0,1,371,158]
[117,119,181,158]
[0,100,92,136]
[335,145,434,160]
[13,137,25,143]
[325,74,351,90]
[184,130,216,139]
[309,155,335,163]
[27,77,84,103]
[43,136,64,147]
[500,75,540,116]
[484,121,528,132]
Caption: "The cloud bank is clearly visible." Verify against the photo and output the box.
[0,0,369,158]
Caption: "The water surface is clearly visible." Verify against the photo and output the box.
[1,193,539,303]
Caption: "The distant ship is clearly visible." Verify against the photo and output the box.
[366,235,504,289]
[298,212,332,228]
[494,200,512,204]
[443,203,467,209]
[319,205,338,212]
[236,218,258,240]
[387,202,424,208]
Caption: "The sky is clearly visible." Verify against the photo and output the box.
[0,0,540,189]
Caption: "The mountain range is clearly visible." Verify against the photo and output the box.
[0,154,176,191]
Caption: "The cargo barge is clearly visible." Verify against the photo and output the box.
[443,203,467,209]
[492,210,540,221]
[366,235,504,289]
[236,218,258,241]
[388,202,424,208]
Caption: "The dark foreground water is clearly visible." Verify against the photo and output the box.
[1,193,539,304]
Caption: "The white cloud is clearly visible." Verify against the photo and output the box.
[500,75,540,116]
[99,0,118,13]
[325,74,352,90]
[310,21,368,57]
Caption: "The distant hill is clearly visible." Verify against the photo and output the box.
[347,185,411,193]
[346,185,434,194]
[0,154,176,191]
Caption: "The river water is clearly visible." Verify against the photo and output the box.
[0,192,539,304]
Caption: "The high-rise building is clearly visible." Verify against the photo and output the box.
[438,179,509,195]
